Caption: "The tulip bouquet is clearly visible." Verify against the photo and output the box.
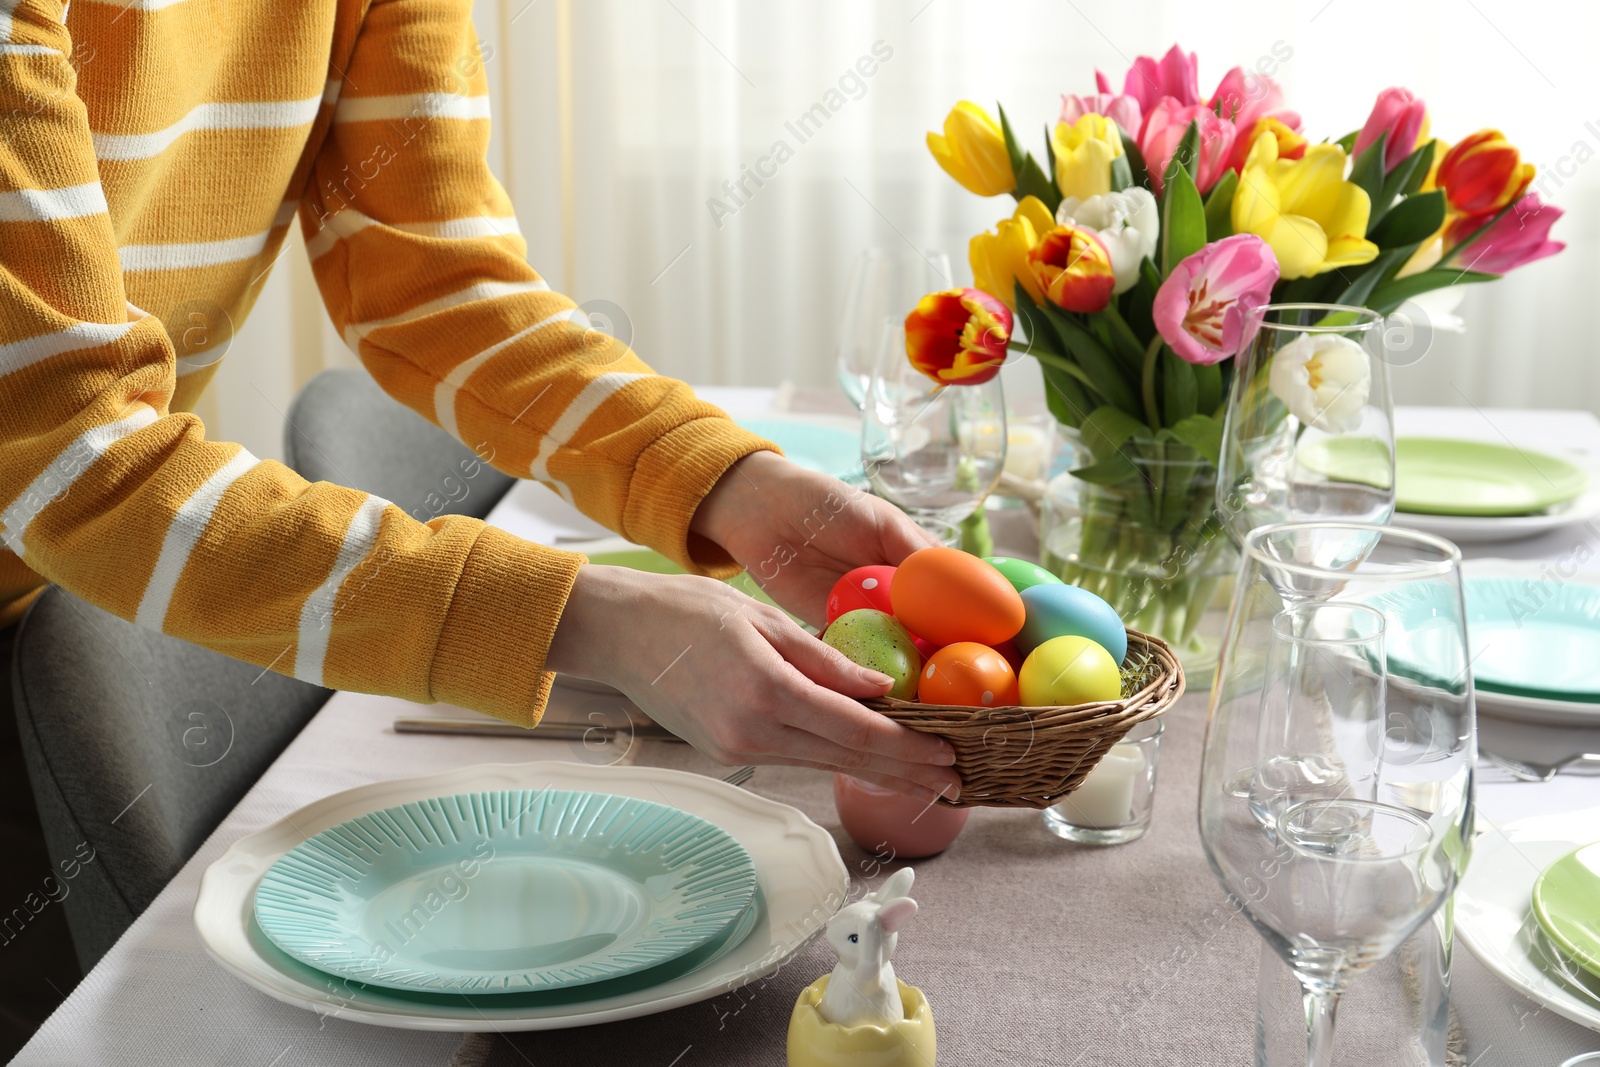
[906,45,1564,655]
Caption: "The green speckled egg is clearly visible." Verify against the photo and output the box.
[983,556,1064,594]
[822,609,923,700]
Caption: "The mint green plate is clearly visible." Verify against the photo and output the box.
[1394,438,1587,517]
[736,418,863,483]
[1532,842,1600,979]
[1463,578,1600,701]
[587,547,779,610]
[253,790,757,994]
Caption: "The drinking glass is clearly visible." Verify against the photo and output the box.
[836,247,953,410]
[861,323,1006,524]
[1218,304,1396,546]
[1200,522,1475,1067]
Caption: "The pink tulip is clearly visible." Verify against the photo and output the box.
[1353,88,1428,172]
[1139,98,1236,194]
[1154,234,1281,365]
[1444,193,1566,274]
[1122,44,1201,113]
[1209,66,1301,133]
[1060,92,1143,140]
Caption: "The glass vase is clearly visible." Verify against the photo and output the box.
[1039,430,1237,676]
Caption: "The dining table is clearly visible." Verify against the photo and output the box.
[10,390,1600,1067]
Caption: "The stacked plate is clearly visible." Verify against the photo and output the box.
[195,762,846,1030]
[1464,560,1600,726]
[1459,809,1600,1033]
[1386,437,1599,544]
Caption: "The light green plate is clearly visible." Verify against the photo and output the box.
[254,790,757,994]
[1393,438,1587,517]
[736,418,863,483]
[1532,842,1600,979]
[1462,578,1600,701]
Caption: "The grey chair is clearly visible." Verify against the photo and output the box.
[11,590,330,970]
[283,368,515,519]
[12,368,513,971]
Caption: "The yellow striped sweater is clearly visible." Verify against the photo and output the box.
[0,0,773,724]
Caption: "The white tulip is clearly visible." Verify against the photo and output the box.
[1055,188,1158,295]
[1267,333,1372,434]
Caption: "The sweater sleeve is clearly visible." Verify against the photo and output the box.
[303,0,776,575]
[0,0,588,726]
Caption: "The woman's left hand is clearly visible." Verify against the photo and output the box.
[690,451,938,629]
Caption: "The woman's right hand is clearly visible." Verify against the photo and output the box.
[545,565,962,804]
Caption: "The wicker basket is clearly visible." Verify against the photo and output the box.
[865,630,1185,809]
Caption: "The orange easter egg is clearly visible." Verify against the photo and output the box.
[890,547,1025,647]
[917,642,1019,707]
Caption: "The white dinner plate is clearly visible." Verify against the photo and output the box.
[195,762,847,1031]
[1457,807,1600,1033]
[1392,485,1600,544]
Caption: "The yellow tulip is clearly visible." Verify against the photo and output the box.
[1232,133,1379,280]
[1050,114,1124,202]
[927,102,1015,197]
[968,196,1056,307]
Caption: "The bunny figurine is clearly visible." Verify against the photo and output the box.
[786,868,936,1067]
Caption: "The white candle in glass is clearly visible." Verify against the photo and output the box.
[1057,742,1144,828]
[1003,423,1049,482]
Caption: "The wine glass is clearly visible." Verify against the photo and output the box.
[1200,522,1474,1067]
[837,247,953,410]
[861,322,1006,525]
[1218,304,1396,547]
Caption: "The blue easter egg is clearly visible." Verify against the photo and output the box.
[1015,584,1128,664]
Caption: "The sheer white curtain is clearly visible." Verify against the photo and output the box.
[209,0,1600,459]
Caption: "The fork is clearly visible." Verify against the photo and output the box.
[1481,749,1600,783]
[720,766,755,788]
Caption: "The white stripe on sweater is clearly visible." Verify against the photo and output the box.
[134,447,258,630]
[293,494,391,685]
[93,96,322,161]
[0,320,136,379]
[120,229,271,272]
[0,182,108,222]
[342,279,550,352]
[431,308,589,440]
[74,0,195,9]
[528,372,648,503]
[392,215,521,241]
[0,406,158,557]
[334,93,491,124]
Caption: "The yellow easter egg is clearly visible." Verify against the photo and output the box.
[1018,635,1121,706]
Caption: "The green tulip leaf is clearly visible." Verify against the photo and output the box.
[1202,169,1237,241]
[1334,129,1359,153]
[1349,132,1388,235]
[1160,160,1206,277]
[1109,154,1134,194]
[1039,361,1091,428]
[998,102,1058,210]
[1164,121,1202,188]
[1331,248,1408,308]
[1167,413,1224,467]
[1039,304,1143,418]
[1368,269,1500,316]
[1119,127,1151,191]
[1079,404,1149,459]
[1380,140,1437,210]
[1369,190,1445,250]
[1160,350,1198,426]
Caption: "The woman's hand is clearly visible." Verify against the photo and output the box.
[546,564,960,802]
[689,451,938,628]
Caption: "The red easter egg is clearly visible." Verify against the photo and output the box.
[993,639,1024,673]
[890,547,1025,647]
[912,635,941,661]
[917,642,1019,707]
[825,565,897,625]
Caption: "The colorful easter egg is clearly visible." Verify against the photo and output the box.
[917,642,1019,707]
[1018,636,1122,706]
[1015,584,1128,664]
[822,609,922,700]
[890,547,1025,647]
[983,556,1065,594]
[825,565,897,625]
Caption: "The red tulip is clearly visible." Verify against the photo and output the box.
[904,288,1013,385]
[1025,225,1116,314]
[1437,130,1535,216]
